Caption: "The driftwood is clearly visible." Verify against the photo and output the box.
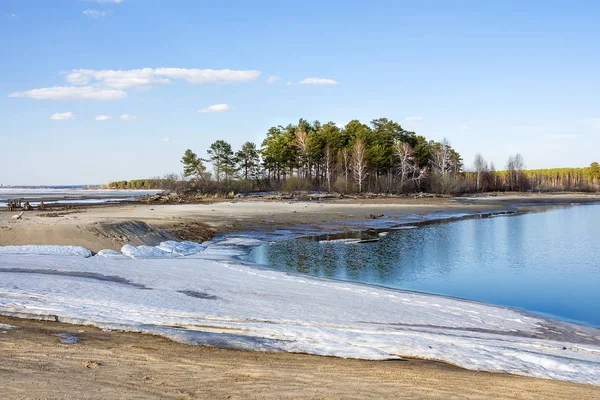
[7,199,22,212]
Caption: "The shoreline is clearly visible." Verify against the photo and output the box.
[1,316,599,400]
[1,194,600,397]
[2,193,598,253]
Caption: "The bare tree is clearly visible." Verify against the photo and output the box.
[489,161,497,190]
[513,153,525,190]
[324,145,334,192]
[431,138,452,176]
[394,141,416,190]
[506,153,525,191]
[295,129,308,178]
[352,140,367,193]
[341,148,350,192]
[473,153,488,192]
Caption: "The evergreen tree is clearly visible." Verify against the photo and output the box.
[181,149,207,180]
[207,140,237,182]
[236,142,261,180]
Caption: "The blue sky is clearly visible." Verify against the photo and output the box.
[1,0,599,185]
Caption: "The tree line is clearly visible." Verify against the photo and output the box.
[108,118,599,194]
[464,158,600,192]
[180,118,464,194]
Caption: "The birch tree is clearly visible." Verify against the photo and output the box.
[324,145,334,192]
[295,129,308,178]
[431,138,453,176]
[473,153,488,192]
[352,139,367,192]
[394,140,415,190]
[341,148,350,192]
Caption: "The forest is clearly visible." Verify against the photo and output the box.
[107,118,600,194]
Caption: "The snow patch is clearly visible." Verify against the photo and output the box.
[121,244,178,259]
[157,241,206,256]
[0,235,599,385]
[0,245,92,258]
[96,249,127,258]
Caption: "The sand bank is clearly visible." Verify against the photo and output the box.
[1,316,598,400]
[2,194,596,252]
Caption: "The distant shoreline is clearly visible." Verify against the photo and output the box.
[1,193,598,252]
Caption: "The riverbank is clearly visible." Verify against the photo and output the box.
[1,193,598,252]
[2,316,598,400]
[1,194,600,398]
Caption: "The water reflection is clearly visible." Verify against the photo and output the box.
[247,206,600,327]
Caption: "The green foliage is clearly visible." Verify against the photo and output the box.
[207,140,237,182]
[139,120,600,196]
[236,141,261,181]
[107,179,165,189]
[181,149,207,180]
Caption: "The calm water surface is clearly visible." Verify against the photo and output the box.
[247,205,600,327]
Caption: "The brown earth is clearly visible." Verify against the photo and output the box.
[1,316,599,400]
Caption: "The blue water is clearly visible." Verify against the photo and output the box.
[247,205,600,327]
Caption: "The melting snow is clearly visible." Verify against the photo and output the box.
[0,241,599,385]
[96,249,127,258]
[157,240,206,256]
[0,245,92,258]
[121,244,178,259]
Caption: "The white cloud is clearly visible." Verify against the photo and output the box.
[65,68,167,89]
[162,137,170,143]
[8,13,18,18]
[155,68,260,84]
[95,115,110,121]
[286,81,293,86]
[9,86,127,101]
[198,104,229,113]
[405,116,423,122]
[50,112,76,120]
[85,0,124,3]
[120,114,136,120]
[65,68,260,89]
[266,76,281,84]
[461,125,469,130]
[11,68,259,102]
[298,77,337,85]
[83,9,110,18]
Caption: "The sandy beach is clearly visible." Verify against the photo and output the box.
[2,316,599,400]
[2,194,597,252]
[1,194,600,399]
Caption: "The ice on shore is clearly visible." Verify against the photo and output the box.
[96,249,127,258]
[0,242,599,385]
[121,244,178,259]
[0,245,92,258]
[157,240,206,256]
[121,241,205,259]
[217,237,264,247]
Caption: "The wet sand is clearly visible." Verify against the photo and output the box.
[1,316,599,400]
